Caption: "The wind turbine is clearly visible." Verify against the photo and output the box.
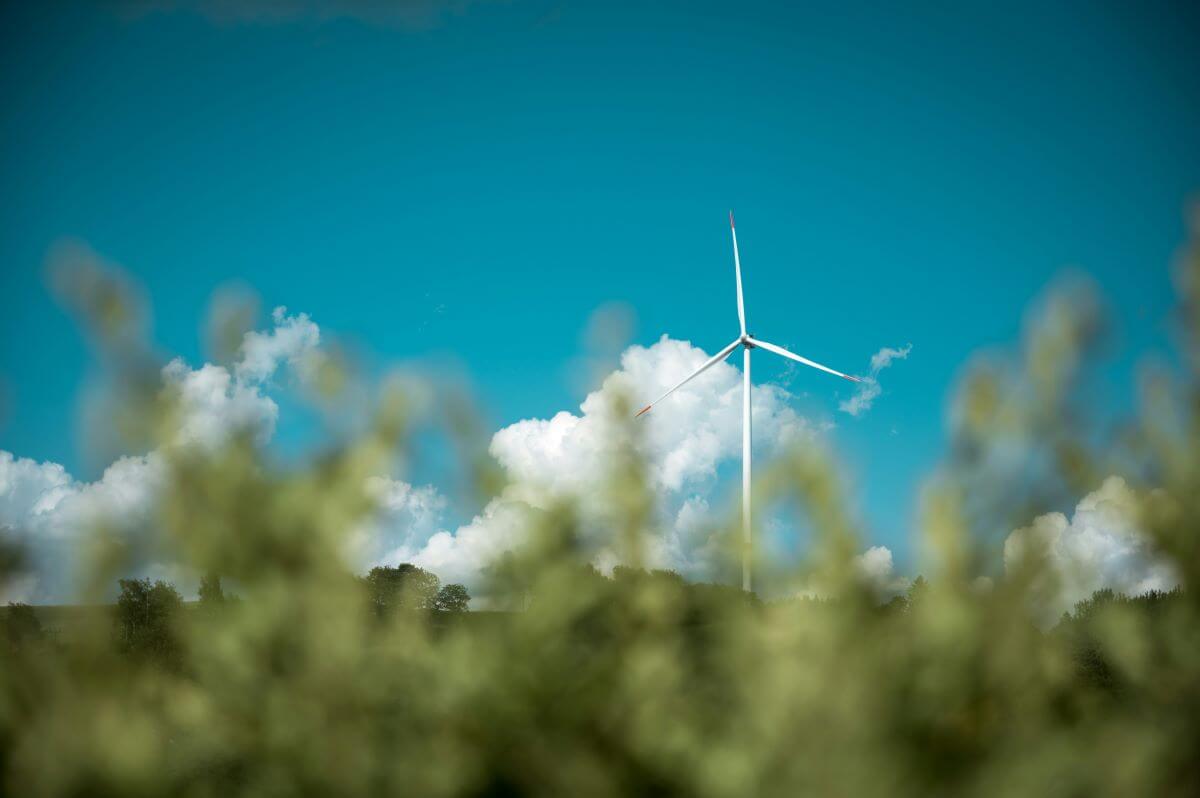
[635,212,861,592]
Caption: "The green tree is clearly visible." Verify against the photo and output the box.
[114,578,183,665]
[435,583,471,612]
[906,575,928,607]
[364,564,440,616]
[4,602,44,651]
[198,572,225,608]
[1055,588,1184,693]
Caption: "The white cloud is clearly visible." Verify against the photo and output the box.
[854,545,910,597]
[493,336,819,494]
[410,498,534,588]
[392,336,826,592]
[234,306,320,384]
[164,306,319,449]
[348,476,447,568]
[870,345,912,373]
[840,343,911,417]
[1004,476,1179,619]
[0,452,75,533]
[162,361,278,448]
[0,451,166,603]
[1,308,320,603]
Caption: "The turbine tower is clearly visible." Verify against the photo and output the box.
[636,212,861,592]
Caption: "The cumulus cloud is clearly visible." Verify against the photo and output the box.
[0,453,75,533]
[1004,476,1179,619]
[0,308,320,603]
[235,307,321,384]
[854,545,910,597]
[163,306,319,449]
[840,343,911,417]
[493,336,818,494]
[162,361,278,447]
[0,450,166,603]
[389,336,826,592]
[348,476,447,568]
[410,499,535,588]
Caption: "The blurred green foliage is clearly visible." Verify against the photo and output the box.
[2,212,1200,796]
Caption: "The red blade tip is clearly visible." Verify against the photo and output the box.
[635,405,652,418]
[729,210,735,229]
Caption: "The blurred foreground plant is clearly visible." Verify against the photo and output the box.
[2,215,1200,797]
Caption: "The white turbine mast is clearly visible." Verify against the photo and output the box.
[636,212,861,592]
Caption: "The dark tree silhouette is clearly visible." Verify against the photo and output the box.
[435,583,471,612]
[4,602,44,651]
[198,572,226,607]
[1054,587,1183,693]
[364,564,441,616]
[115,578,183,666]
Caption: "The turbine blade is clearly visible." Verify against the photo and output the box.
[636,338,743,417]
[748,337,862,383]
[730,211,747,336]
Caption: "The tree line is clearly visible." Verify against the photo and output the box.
[2,563,471,664]
[6,569,1183,699]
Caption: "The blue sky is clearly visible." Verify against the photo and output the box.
[2,0,1199,580]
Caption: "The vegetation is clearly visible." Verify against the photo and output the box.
[1,214,1199,795]
[114,578,184,667]
[362,563,468,616]
[197,573,225,608]
[2,603,43,651]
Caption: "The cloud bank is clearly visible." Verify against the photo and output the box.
[3,316,916,603]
